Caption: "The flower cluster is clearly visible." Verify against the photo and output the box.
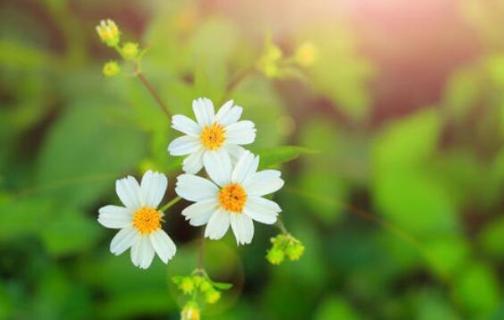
[96,19,142,77]
[97,98,285,265]
[169,98,285,245]
[256,36,318,78]
[266,233,305,265]
[95,18,305,318]
[173,270,232,319]
[173,270,230,304]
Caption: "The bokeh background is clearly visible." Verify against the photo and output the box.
[1,0,504,319]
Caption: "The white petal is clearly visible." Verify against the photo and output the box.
[140,170,168,208]
[131,236,155,269]
[218,105,243,127]
[182,199,218,226]
[182,149,204,174]
[168,136,201,156]
[116,176,141,209]
[98,205,132,229]
[204,209,230,240]
[172,114,201,137]
[203,150,232,186]
[247,196,281,212]
[175,174,219,202]
[244,170,284,196]
[225,120,256,145]
[110,227,139,255]
[150,230,176,264]
[231,150,259,183]
[214,100,234,121]
[192,97,215,126]
[225,145,246,164]
[230,214,254,245]
[244,197,280,225]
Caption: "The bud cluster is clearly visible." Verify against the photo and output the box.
[266,233,305,265]
[256,37,318,79]
[96,19,142,77]
[173,270,232,318]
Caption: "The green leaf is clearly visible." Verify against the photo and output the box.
[414,289,459,320]
[211,281,233,290]
[257,146,316,168]
[452,263,500,317]
[40,207,102,257]
[374,109,441,170]
[479,216,504,258]
[0,196,53,241]
[442,67,480,121]
[424,236,468,278]
[374,171,459,237]
[315,296,360,320]
[35,99,146,209]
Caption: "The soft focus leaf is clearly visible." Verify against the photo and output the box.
[257,146,316,168]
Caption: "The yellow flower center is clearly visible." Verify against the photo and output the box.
[132,207,162,234]
[200,123,225,150]
[218,183,247,213]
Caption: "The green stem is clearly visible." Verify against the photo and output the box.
[112,45,172,119]
[275,216,289,234]
[160,196,182,212]
[135,70,172,119]
[197,230,205,269]
[222,66,255,101]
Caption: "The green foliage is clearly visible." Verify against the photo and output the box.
[2,0,504,319]
[257,145,316,168]
[35,99,146,209]
[314,296,360,320]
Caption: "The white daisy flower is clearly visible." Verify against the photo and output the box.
[175,151,284,245]
[168,97,256,174]
[98,170,176,269]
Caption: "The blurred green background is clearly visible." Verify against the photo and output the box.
[2,0,504,319]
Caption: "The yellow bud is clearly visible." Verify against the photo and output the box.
[295,42,318,67]
[121,42,139,60]
[256,41,283,78]
[181,303,200,320]
[205,290,221,304]
[266,248,284,265]
[179,277,194,295]
[96,19,120,47]
[198,279,212,293]
[102,61,120,77]
[286,241,305,261]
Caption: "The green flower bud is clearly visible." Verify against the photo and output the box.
[286,241,305,261]
[198,279,212,293]
[266,248,285,265]
[179,277,194,295]
[102,61,120,77]
[256,41,283,78]
[205,289,221,304]
[121,42,139,60]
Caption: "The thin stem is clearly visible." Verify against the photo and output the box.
[197,230,205,269]
[343,202,428,257]
[284,187,432,264]
[135,71,172,118]
[160,196,181,212]
[275,216,289,234]
[222,66,255,101]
